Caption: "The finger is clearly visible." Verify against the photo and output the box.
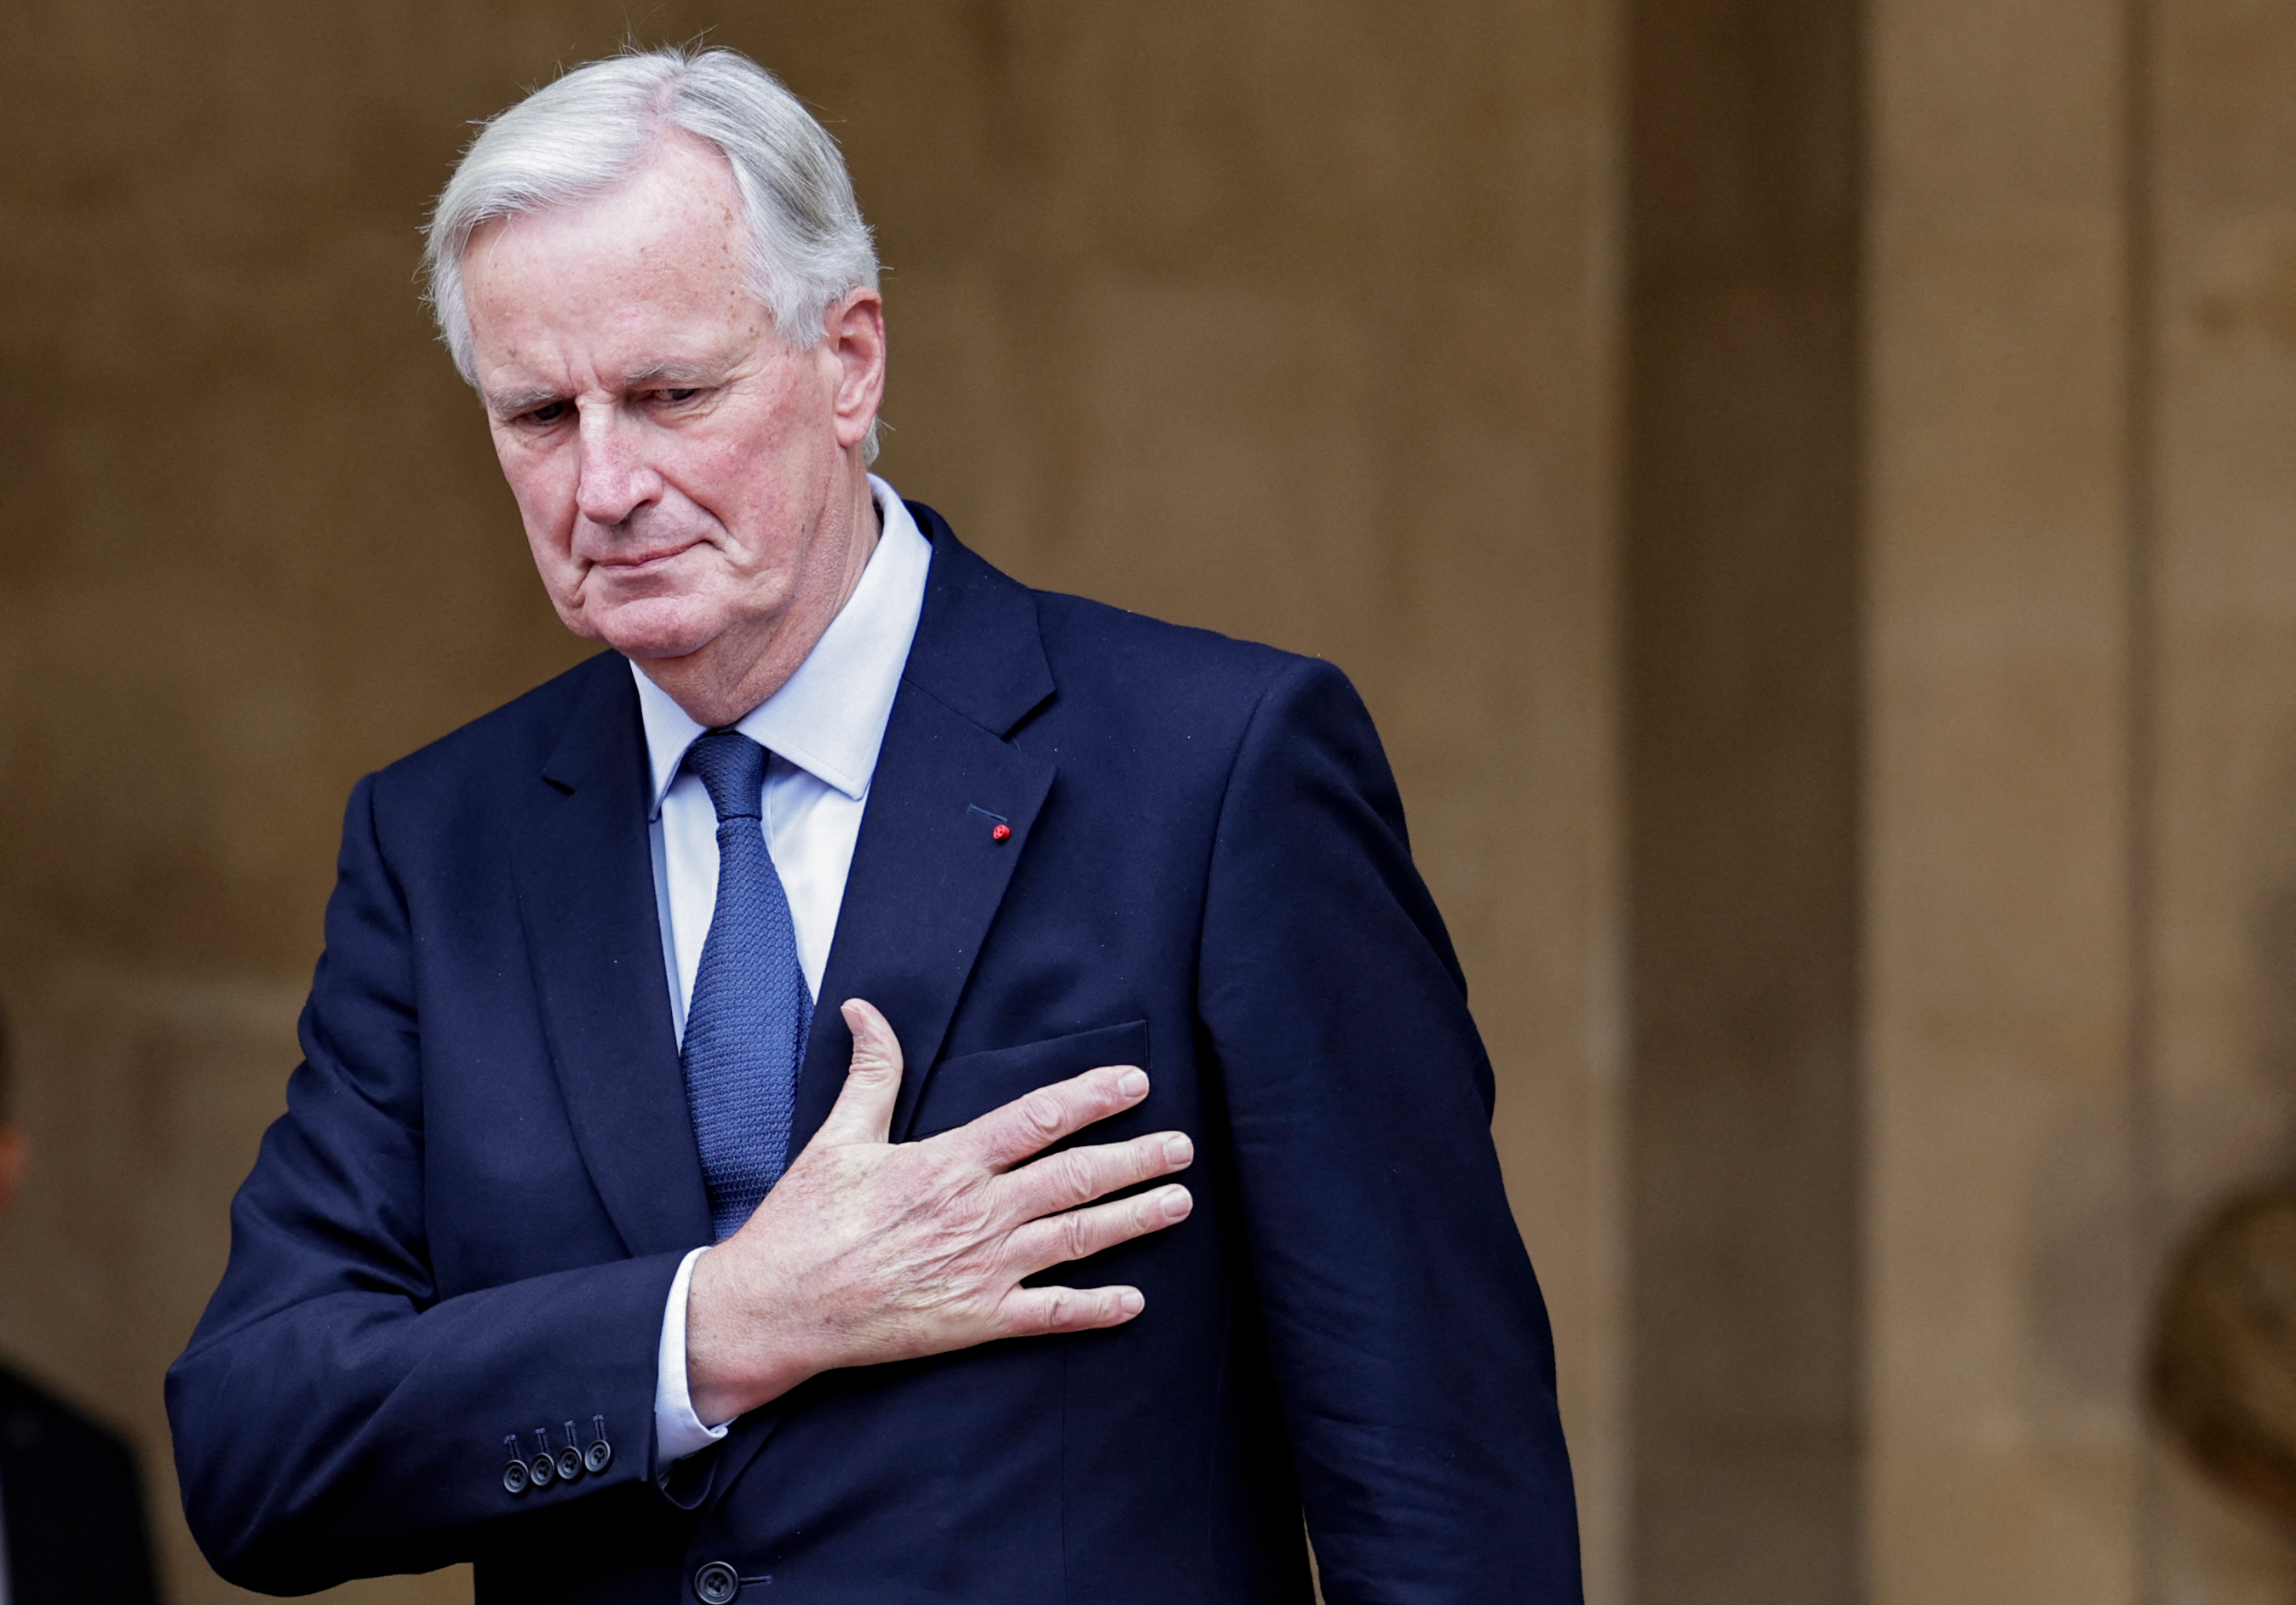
[953,1065,1151,1171]
[1006,1184,1194,1278]
[992,1131,1194,1225]
[995,1283,1148,1338]
[808,999,904,1148]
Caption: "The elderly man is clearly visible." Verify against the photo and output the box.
[167,47,1578,1605]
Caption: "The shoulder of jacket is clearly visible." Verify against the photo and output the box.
[1027,588,1312,704]
[364,651,620,801]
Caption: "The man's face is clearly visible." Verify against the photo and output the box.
[461,135,879,672]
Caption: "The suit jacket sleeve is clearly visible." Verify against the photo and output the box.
[164,775,685,1596]
[1197,657,1582,1604]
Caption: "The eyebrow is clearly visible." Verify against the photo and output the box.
[484,386,565,418]
[621,359,729,388]
[483,360,732,419]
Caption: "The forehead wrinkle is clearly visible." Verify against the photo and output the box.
[623,356,732,387]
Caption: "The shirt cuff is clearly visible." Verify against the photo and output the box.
[655,1246,732,1465]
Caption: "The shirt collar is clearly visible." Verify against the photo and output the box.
[630,475,933,818]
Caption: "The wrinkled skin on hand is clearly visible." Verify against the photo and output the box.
[686,999,1196,1424]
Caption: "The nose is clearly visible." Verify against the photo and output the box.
[572,404,663,528]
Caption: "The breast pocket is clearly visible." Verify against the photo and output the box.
[906,1019,1151,1143]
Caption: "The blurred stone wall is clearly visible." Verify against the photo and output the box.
[1863,0,2296,1596]
[1862,0,2147,1589]
[2150,0,2296,1591]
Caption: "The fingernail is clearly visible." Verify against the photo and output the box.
[1160,1185,1192,1221]
[1116,1068,1149,1098]
[1117,1289,1145,1316]
[1162,1134,1193,1166]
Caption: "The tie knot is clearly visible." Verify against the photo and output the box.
[682,730,766,823]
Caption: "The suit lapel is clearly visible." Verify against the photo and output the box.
[514,656,713,1259]
[792,690,1053,1147]
[790,508,1059,1149]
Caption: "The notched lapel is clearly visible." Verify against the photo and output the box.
[790,511,1059,1151]
[795,687,1054,1148]
[514,659,712,1259]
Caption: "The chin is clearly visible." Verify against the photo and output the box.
[586,598,726,663]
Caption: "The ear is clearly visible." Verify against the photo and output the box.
[823,287,887,454]
[0,1126,26,1224]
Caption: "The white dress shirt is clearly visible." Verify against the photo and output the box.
[636,476,932,1464]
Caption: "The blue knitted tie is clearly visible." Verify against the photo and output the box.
[680,731,814,1241]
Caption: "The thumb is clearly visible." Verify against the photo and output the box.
[811,998,904,1147]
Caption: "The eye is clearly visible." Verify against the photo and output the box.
[662,387,701,404]
[522,400,571,426]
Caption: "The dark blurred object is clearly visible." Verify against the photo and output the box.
[0,1002,164,1604]
[2153,1188,2296,1526]
[0,1367,164,1604]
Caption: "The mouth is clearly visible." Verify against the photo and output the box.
[588,539,703,576]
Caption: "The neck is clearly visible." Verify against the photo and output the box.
[640,469,882,729]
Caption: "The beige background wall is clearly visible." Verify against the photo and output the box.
[1621,0,1863,1593]
[2153,0,2296,1594]
[4,2,2296,1603]
[1864,0,2296,1596]
[1863,0,2143,1588]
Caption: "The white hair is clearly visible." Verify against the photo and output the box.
[423,47,881,456]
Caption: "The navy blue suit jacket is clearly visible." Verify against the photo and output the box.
[167,508,1580,1604]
